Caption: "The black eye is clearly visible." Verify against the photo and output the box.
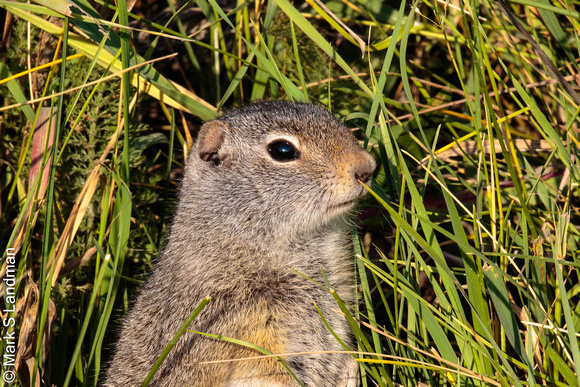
[267,140,300,162]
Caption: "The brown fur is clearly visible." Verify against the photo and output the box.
[103,101,375,386]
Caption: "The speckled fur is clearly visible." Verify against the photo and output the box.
[103,101,376,386]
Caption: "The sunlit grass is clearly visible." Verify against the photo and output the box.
[0,0,579,386]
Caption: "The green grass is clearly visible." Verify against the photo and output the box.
[1,0,579,386]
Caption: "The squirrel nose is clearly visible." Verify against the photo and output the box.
[353,152,376,185]
[355,169,372,184]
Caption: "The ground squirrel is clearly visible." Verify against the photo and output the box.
[104,101,376,386]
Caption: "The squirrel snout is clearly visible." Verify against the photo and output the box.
[352,152,376,186]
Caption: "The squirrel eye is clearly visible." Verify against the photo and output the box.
[267,140,300,162]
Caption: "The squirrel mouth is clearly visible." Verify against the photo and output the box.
[327,188,368,214]
[328,199,356,213]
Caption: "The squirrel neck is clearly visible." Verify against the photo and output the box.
[162,204,355,287]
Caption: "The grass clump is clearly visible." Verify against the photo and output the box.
[1,0,579,386]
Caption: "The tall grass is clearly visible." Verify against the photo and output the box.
[1,0,579,386]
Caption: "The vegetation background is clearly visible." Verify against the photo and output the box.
[0,0,579,386]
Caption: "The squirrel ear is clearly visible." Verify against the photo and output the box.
[197,120,228,163]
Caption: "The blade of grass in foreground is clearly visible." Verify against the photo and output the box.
[62,255,111,386]
[551,212,580,386]
[142,297,211,386]
[34,20,70,386]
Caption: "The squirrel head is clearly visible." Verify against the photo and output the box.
[182,101,376,243]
